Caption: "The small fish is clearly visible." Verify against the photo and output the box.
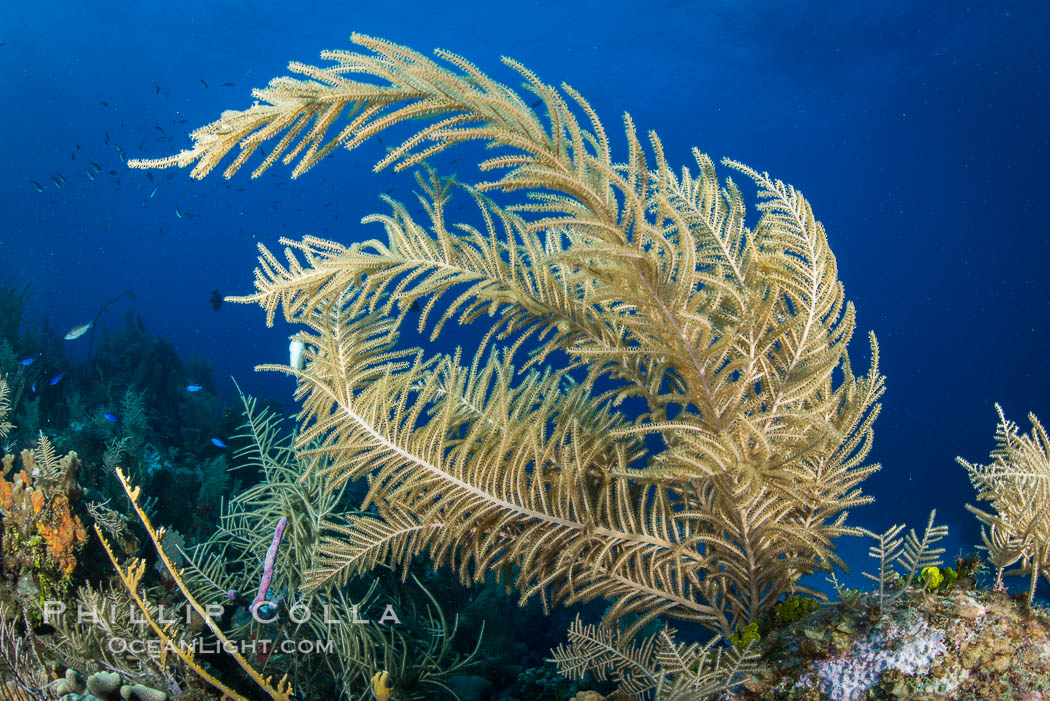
[531,99,542,107]
[155,125,164,133]
[49,373,63,386]
[89,162,101,173]
[20,358,34,365]
[175,206,183,219]
[100,101,109,107]
[70,151,75,161]
[30,382,35,393]
[29,180,44,192]
[104,413,117,422]
[85,169,95,181]
[209,289,222,311]
[149,186,157,198]
[55,172,66,184]
[64,321,92,340]
[210,438,227,449]
[186,384,203,392]
[155,84,160,94]
[221,82,234,87]
[199,79,208,88]
[108,170,117,175]
[51,176,62,189]
[0,42,6,49]
[104,130,110,145]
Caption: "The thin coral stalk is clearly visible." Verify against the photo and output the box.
[97,467,295,701]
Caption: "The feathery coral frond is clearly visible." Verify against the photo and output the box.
[135,38,883,697]
[960,404,1050,602]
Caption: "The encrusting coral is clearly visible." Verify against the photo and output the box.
[0,432,88,618]
[129,33,885,697]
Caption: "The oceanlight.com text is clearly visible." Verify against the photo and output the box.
[107,637,337,656]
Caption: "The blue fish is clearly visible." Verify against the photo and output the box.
[104,413,117,422]
[30,382,36,392]
[49,373,63,386]
[20,358,34,366]
[210,438,227,449]
[186,384,203,392]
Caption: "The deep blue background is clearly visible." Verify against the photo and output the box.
[1,1,1048,593]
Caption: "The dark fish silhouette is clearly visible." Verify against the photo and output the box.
[100,101,109,107]
[155,84,160,94]
[209,289,222,311]
[200,79,208,88]
[29,180,44,192]
[221,82,234,87]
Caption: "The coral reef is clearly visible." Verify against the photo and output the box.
[0,435,87,619]
[728,581,1050,699]
[0,27,1035,701]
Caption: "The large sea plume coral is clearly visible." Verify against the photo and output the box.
[131,33,882,695]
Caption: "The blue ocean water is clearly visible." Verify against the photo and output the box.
[1,0,1048,667]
